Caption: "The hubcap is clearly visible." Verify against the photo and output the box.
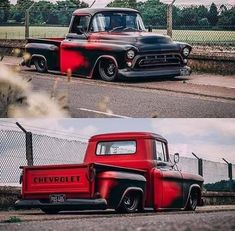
[107,63,115,75]
[39,60,45,68]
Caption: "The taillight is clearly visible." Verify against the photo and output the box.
[87,164,96,182]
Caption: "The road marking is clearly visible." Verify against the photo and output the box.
[77,108,130,118]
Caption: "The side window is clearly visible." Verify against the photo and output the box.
[155,141,167,162]
[70,15,90,34]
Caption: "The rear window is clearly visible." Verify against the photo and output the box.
[96,141,136,155]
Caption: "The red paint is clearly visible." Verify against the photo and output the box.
[20,132,203,211]
[60,46,88,74]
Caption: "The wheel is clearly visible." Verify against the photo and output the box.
[116,191,140,213]
[34,57,47,73]
[186,190,198,211]
[98,59,118,82]
[41,208,60,214]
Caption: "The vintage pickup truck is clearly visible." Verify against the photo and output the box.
[15,132,203,214]
[21,8,192,81]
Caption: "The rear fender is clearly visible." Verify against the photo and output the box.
[96,171,146,209]
[117,187,144,210]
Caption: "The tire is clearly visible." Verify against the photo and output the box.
[185,190,199,211]
[98,58,118,82]
[34,57,47,73]
[41,208,60,214]
[116,191,140,213]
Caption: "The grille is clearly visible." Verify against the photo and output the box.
[135,54,182,68]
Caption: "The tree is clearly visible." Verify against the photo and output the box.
[0,0,10,23]
[196,5,208,19]
[136,0,167,27]
[107,0,137,8]
[218,6,235,30]
[178,6,199,27]
[207,2,218,26]
[16,0,33,10]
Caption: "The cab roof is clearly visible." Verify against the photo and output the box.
[89,132,167,142]
[73,7,139,16]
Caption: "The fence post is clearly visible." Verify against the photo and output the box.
[26,132,34,166]
[167,4,172,38]
[192,152,203,177]
[25,9,29,39]
[222,158,233,192]
[167,0,176,38]
[16,122,34,166]
[25,2,36,39]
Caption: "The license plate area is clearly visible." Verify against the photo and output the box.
[50,194,66,204]
[180,68,190,76]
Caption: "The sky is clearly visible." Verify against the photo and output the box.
[1,118,235,163]
[9,0,235,7]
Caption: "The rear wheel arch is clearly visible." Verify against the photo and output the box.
[32,55,48,73]
[116,187,144,213]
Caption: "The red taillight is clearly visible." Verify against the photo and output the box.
[87,164,96,182]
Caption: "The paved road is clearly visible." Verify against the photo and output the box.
[0,210,235,231]
[2,57,235,118]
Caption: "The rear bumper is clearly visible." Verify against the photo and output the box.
[15,198,107,211]
[119,66,191,78]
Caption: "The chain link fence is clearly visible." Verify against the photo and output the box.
[0,129,234,188]
[0,130,87,186]
[0,3,234,45]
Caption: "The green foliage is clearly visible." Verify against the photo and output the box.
[1,0,234,29]
[218,6,235,29]
[137,0,166,27]
[0,0,10,23]
[207,2,218,26]
[107,0,137,8]
[4,216,22,223]
[204,180,235,192]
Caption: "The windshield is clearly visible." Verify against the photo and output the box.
[91,12,146,32]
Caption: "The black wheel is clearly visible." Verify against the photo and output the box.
[41,208,60,214]
[186,190,198,211]
[116,191,140,213]
[98,59,118,82]
[34,57,47,73]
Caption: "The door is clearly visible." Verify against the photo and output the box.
[60,15,91,75]
[153,140,183,209]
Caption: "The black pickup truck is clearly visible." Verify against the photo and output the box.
[22,7,192,82]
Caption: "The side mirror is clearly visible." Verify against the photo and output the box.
[148,25,152,32]
[174,153,180,164]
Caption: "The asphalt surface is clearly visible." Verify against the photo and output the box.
[2,57,235,118]
[0,210,235,231]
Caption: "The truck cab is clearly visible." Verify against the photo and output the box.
[15,132,203,214]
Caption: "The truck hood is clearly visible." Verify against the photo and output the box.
[89,31,182,52]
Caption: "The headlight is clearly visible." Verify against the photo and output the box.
[127,50,135,59]
[182,47,190,57]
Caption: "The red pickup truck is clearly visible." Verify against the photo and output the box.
[15,132,203,214]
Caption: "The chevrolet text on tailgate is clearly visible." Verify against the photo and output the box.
[21,8,192,82]
[16,132,204,214]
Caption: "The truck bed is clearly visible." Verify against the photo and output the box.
[27,38,64,46]
[21,163,145,199]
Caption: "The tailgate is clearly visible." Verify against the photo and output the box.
[22,164,94,197]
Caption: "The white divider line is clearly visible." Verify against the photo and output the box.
[77,108,130,118]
